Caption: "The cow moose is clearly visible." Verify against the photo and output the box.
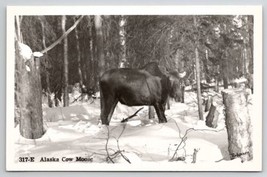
[99,62,184,125]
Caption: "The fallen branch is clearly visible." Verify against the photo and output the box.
[71,94,83,103]
[105,126,114,163]
[170,127,195,161]
[71,93,94,104]
[121,107,144,123]
[105,124,131,164]
[115,124,131,164]
[168,118,224,162]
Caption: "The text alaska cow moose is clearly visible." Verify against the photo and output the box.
[99,62,183,125]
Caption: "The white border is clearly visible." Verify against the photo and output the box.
[6,5,262,171]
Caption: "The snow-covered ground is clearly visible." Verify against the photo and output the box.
[13,91,254,170]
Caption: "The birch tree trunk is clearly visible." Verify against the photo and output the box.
[222,89,253,162]
[193,16,204,120]
[119,15,127,68]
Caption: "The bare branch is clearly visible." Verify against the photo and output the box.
[170,127,195,161]
[40,15,84,54]
[121,107,144,123]
[105,124,130,164]
[105,126,114,163]
[115,124,131,164]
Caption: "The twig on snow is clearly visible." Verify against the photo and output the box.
[105,126,115,163]
[169,118,223,162]
[105,124,131,164]
[170,127,195,161]
[71,94,94,104]
[71,94,83,103]
[115,124,131,164]
[121,107,144,123]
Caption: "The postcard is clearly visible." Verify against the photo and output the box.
[6,5,262,171]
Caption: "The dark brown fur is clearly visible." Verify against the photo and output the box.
[99,63,176,125]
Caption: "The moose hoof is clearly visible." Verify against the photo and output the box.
[159,119,167,123]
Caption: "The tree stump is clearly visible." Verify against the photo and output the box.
[15,42,44,139]
[204,95,212,112]
[205,101,218,128]
[222,89,252,162]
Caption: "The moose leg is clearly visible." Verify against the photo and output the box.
[100,95,118,125]
[106,99,118,125]
[153,103,167,123]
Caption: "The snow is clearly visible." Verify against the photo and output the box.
[13,91,254,170]
[18,42,32,61]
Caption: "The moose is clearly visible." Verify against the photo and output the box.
[99,62,184,125]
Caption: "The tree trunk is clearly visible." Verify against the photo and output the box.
[193,16,203,121]
[205,100,218,128]
[222,89,253,162]
[203,50,210,83]
[119,15,127,68]
[204,95,212,112]
[247,16,253,74]
[221,54,229,89]
[83,16,94,95]
[215,76,219,92]
[15,16,23,42]
[92,16,98,92]
[15,41,44,139]
[195,47,203,120]
[45,72,53,107]
[74,22,83,89]
[94,15,105,78]
[62,15,69,107]
[243,16,253,75]
[40,17,53,107]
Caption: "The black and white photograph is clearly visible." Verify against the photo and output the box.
[6,6,262,171]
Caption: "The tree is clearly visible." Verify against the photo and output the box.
[39,16,53,107]
[62,15,69,107]
[119,15,127,68]
[74,17,84,90]
[15,16,44,139]
[222,89,253,162]
[193,16,204,120]
[94,15,105,77]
